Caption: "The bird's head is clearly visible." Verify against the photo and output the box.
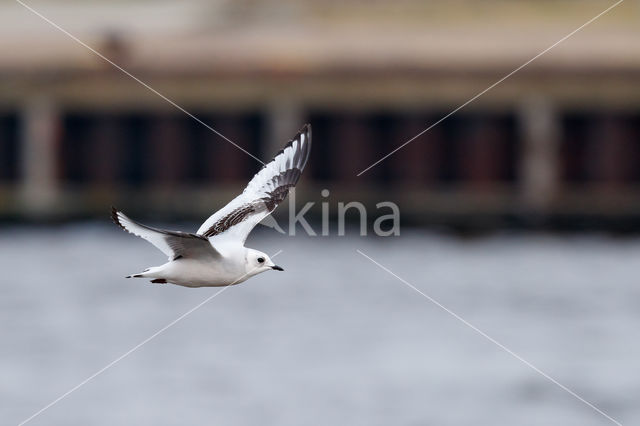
[245,249,283,276]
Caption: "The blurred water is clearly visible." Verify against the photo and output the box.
[0,225,638,426]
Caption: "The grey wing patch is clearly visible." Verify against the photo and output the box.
[112,207,219,260]
[164,233,218,260]
[111,206,206,241]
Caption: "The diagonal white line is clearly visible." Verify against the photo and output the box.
[356,0,624,176]
[356,249,623,426]
[14,0,265,166]
[17,250,283,426]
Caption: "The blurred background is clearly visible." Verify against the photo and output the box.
[0,0,638,229]
[1,1,639,425]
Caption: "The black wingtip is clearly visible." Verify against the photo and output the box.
[111,206,126,232]
[299,124,311,140]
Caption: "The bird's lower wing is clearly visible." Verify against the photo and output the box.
[112,207,220,261]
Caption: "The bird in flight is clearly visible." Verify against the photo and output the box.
[112,124,311,287]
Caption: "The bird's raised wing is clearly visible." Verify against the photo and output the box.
[196,124,312,244]
[112,207,220,261]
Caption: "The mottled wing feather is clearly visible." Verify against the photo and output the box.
[197,124,311,243]
[201,203,259,237]
[112,207,220,260]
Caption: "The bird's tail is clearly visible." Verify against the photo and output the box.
[125,266,163,281]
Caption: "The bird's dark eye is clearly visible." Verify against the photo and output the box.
[257,257,265,263]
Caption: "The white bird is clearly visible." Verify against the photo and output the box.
[112,124,311,287]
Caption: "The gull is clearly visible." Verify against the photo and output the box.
[111,124,311,287]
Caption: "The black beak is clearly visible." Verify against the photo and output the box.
[271,265,284,271]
